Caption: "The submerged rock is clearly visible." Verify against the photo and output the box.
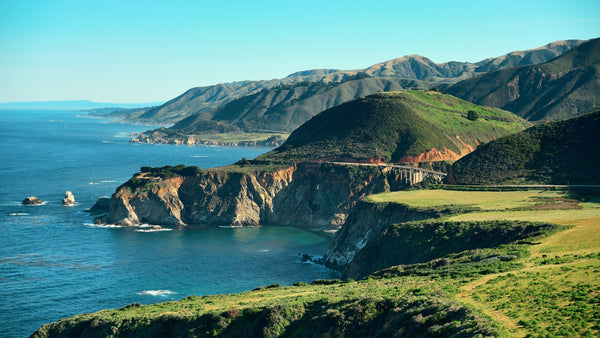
[22,196,43,205]
[61,191,76,206]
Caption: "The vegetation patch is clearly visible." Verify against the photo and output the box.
[32,277,503,338]
[366,189,572,211]
[451,110,600,185]
[258,90,529,163]
[347,220,562,280]
[471,263,600,337]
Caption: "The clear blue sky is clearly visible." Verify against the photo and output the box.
[1,0,599,103]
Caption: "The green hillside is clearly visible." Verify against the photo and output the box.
[260,90,529,163]
[451,111,600,185]
[447,38,600,121]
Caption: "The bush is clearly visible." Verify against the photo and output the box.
[467,110,479,121]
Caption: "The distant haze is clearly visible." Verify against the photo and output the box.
[0,100,164,110]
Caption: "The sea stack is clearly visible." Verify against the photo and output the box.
[22,196,43,205]
[61,191,76,206]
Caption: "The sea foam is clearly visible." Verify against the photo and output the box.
[135,228,173,233]
[137,290,176,296]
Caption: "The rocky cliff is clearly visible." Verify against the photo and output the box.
[95,162,407,228]
[323,201,441,271]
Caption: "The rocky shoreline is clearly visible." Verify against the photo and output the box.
[129,130,285,147]
[91,161,424,273]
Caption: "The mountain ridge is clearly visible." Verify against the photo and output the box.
[111,39,585,125]
[447,38,600,121]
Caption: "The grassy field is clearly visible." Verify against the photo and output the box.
[366,189,574,211]
[369,188,600,337]
[190,131,289,143]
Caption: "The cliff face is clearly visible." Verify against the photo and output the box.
[323,202,440,272]
[96,163,405,228]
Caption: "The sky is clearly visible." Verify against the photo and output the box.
[1,0,599,103]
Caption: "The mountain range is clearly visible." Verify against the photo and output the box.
[118,39,585,126]
[447,37,600,121]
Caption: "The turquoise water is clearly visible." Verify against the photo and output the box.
[0,110,337,337]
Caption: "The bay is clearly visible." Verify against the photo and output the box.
[0,110,337,337]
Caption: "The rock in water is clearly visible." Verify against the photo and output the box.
[89,197,110,214]
[22,196,43,205]
[61,191,76,206]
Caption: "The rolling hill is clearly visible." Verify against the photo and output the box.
[447,38,600,121]
[450,110,600,185]
[258,90,530,164]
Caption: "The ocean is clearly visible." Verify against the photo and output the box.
[0,110,337,337]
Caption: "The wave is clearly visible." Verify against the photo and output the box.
[101,140,113,144]
[89,180,117,185]
[9,212,29,216]
[85,223,123,229]
[188,155,208,158]
[135,228,173,233]
[23,201,48,206]
[137,290,176,296]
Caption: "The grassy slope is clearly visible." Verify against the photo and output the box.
[33,189,600,337]
[367,189,600,337]
[451,110,600,185]
[259,90,529,163]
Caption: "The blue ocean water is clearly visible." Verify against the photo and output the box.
[0,110,337,337]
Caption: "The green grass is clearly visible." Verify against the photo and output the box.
[188,131,289,143]
[366,189,572,211]
[33,276,503,337]
[470,261,600,337]
[364,188,600,337]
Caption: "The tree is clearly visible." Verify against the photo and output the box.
[467,110,480,121]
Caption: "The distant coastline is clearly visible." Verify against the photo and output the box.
[0,100,163,110]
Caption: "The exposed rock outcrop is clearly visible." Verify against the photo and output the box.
[61,191,76,206]
[130,132,285,147]
[22,196,43,205]
[89,197,111,214]
[323,202,441,272]
[94,162,408,227]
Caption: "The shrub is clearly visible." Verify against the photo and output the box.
[467,110,479,121]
